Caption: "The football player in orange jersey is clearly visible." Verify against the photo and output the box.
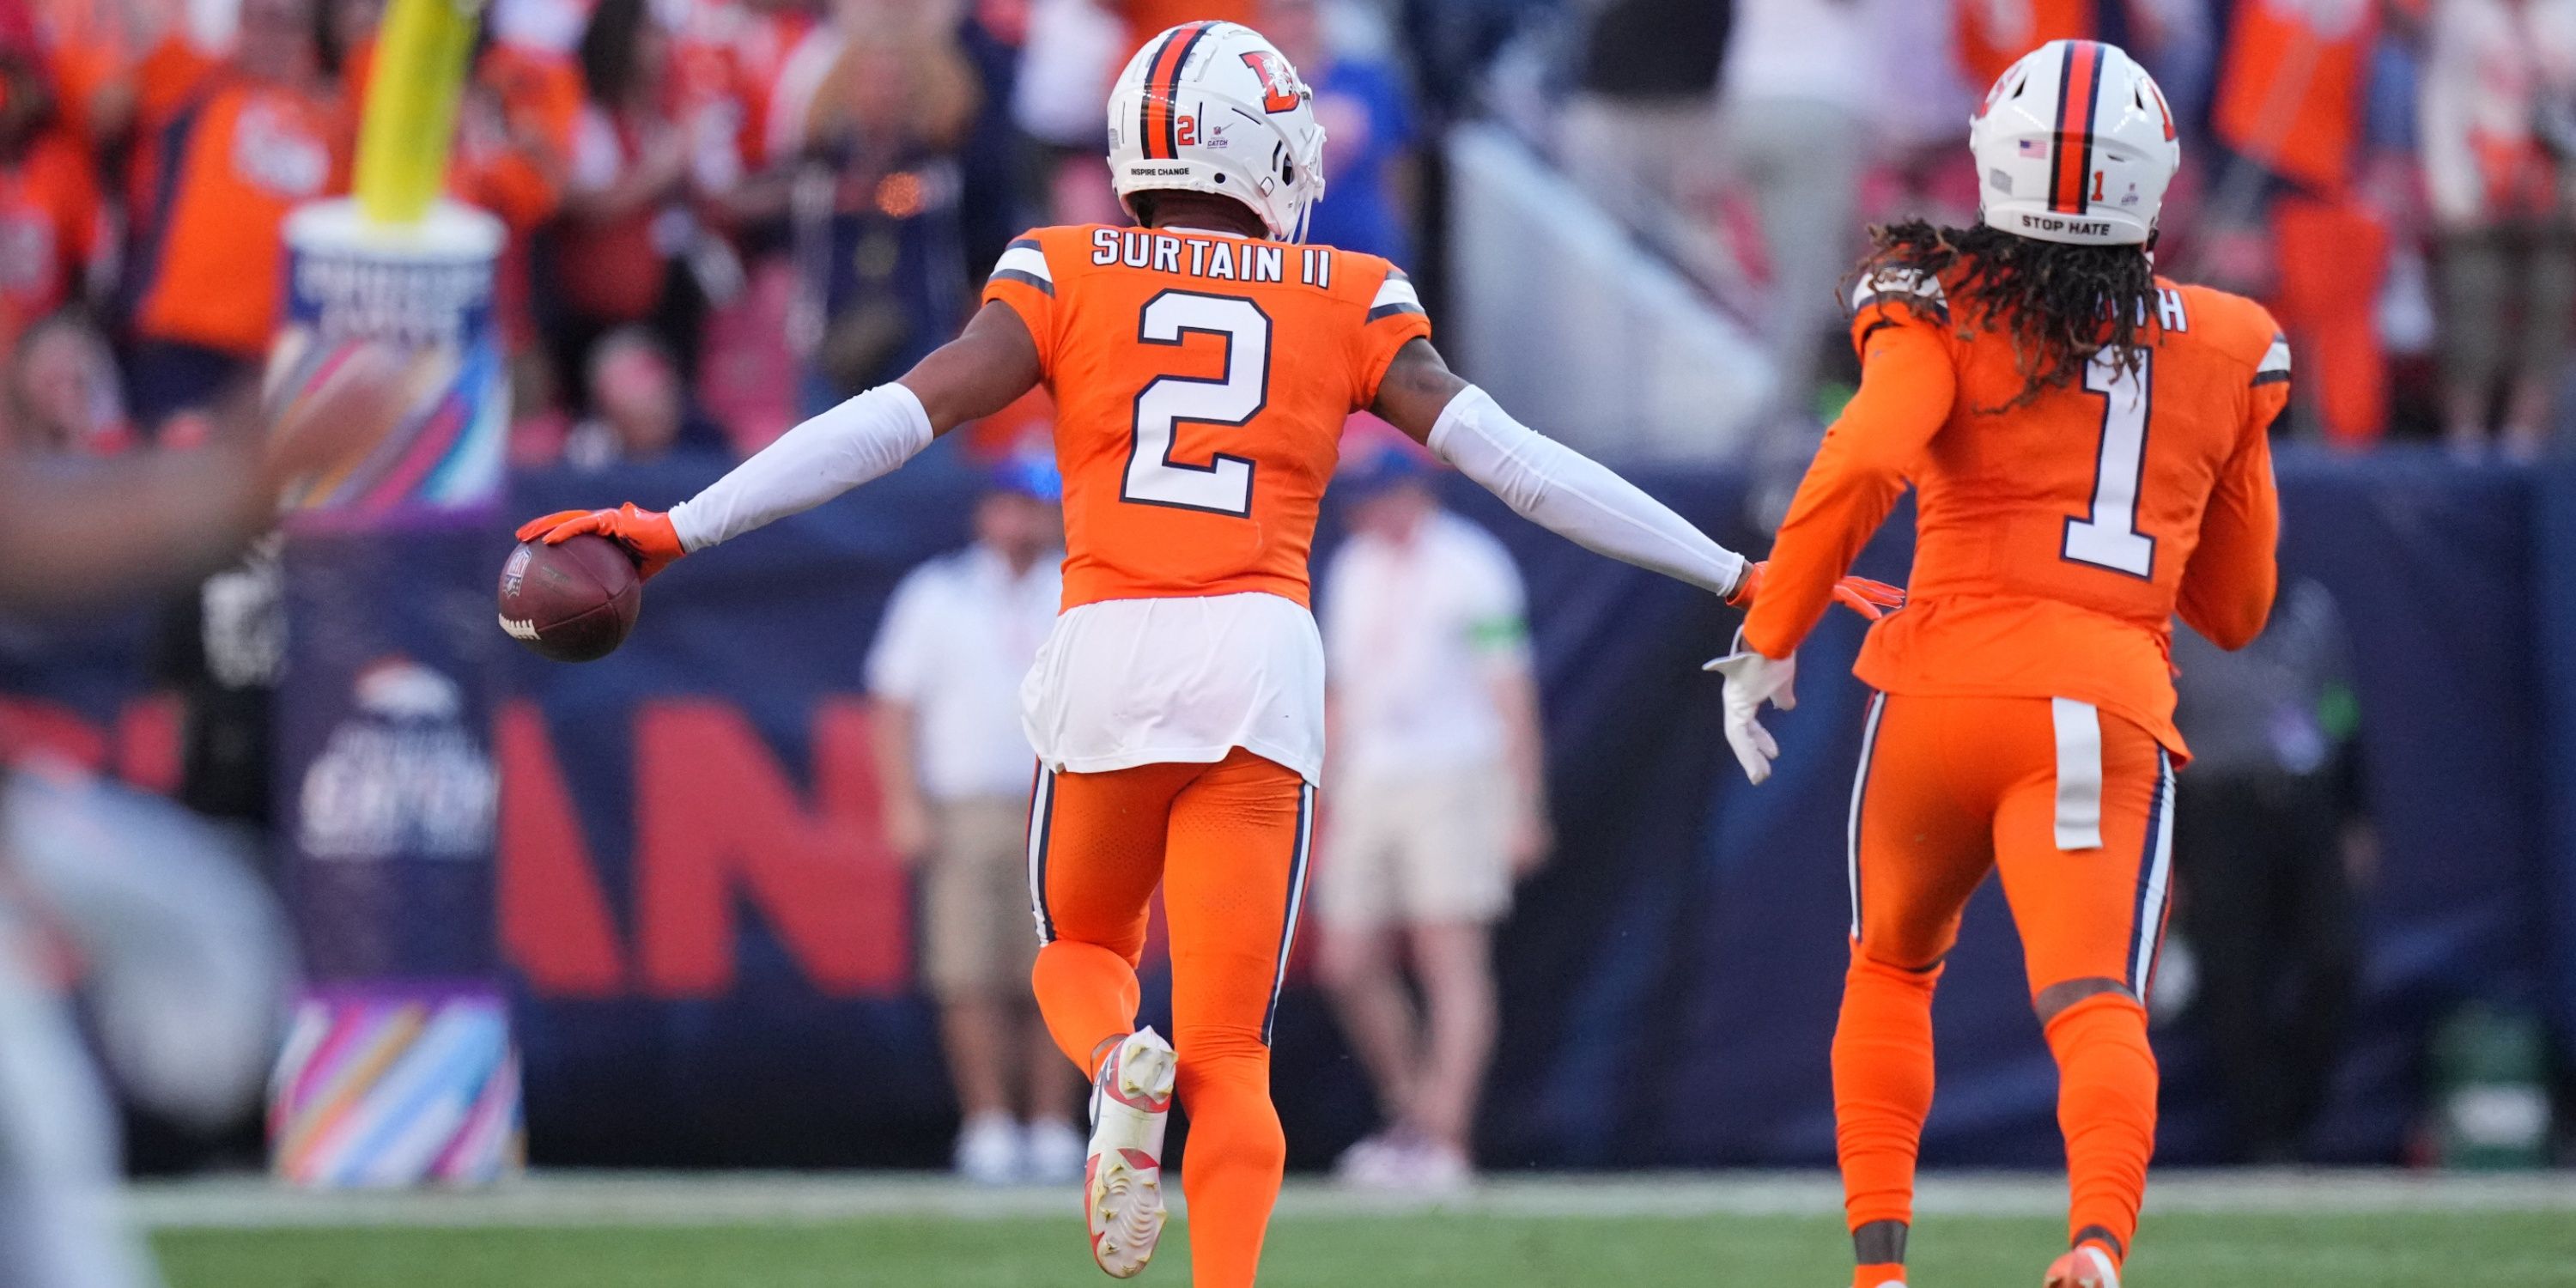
[520,19,1895,1285]
[1711,40,2286,1288]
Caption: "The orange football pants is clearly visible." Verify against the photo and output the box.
[1833,694,2171,1263]
[1027,748,1313,1288]
[2272,194,2389,447]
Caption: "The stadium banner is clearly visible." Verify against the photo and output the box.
[0,447,2558,1169]
[275,527,502,980]
[268,524,522,1182]
[2532,461,2576,1071]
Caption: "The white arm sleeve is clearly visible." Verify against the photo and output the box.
[1427,386,1748,598]
[667,383,934,552]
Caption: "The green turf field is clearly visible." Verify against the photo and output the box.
[140,1175,2576,1288]
[154,1210,2576,1288]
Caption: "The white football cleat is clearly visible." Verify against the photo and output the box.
[1084,1029,1177,1279]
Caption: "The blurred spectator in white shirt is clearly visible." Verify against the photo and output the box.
[1315,435,1548,1192]
[2416,0,2576,458]
[866,452,1078,1186]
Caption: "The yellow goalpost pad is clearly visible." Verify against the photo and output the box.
[351,0,481,228]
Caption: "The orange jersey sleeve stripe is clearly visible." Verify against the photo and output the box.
[980,235,1060,377]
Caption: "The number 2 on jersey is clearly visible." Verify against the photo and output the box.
[1124,291,1271,516]
[2062,349,2156,579]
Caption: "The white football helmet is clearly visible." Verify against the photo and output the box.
[1970,39,2179,246]
[1106,21,1327,242]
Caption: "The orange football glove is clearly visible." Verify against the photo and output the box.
[1728,560,1907,621]
[515,502,686,580]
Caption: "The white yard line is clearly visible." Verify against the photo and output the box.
[130,1170,2576,1231]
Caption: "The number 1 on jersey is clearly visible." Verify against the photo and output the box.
[1124,291,1272,516]
[2063,349,2156,579]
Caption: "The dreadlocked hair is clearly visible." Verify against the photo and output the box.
[1851,220,2160,410]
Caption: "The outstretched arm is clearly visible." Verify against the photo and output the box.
[1712,292,1950,785]
[1740,307,1955,659]
[525,303,1043,569]
[897,301,1049,432]
[1369,338,1752,598]
[671,303,1042,550]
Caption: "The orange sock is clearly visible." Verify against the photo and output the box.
[1854,1261,1907,1288]
[1173,1027,1285,1288]
[2044,993,2157,1259]
[1833,950,1941,1236]
[1031,939,1141,1078]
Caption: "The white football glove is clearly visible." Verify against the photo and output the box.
[1703,631,1797,785]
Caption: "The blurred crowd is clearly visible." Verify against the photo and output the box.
[0,0,2568,477]
[0,0,1434,472]
[1571,0,2576,458]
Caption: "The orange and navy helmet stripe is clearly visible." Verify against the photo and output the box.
[1138,21,1217,161]
[2048,39,2108,215]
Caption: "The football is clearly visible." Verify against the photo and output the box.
[497,535,641,662]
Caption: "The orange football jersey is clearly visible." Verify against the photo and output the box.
[1745,268,2287,759]
[981,223,1430,611]
[2212,0,2378,197]
[1121,2,1253,46]
[0,127,104,342]
[131,80,350,357]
